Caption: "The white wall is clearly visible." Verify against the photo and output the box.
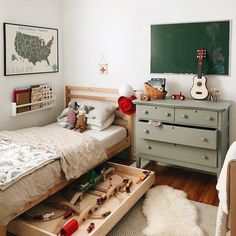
[63,0,236,143]
[0,0,64,131]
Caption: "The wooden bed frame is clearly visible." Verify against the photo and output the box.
[1,86,133,236]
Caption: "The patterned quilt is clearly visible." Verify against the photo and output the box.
[0,139,59,190]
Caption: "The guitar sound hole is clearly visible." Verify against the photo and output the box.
[196,92,202,94]
[197,82,202,86]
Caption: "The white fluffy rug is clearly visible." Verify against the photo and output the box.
[142,185,204,236]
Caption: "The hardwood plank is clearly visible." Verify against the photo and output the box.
[114,157,219,206]
[148,164,219,206]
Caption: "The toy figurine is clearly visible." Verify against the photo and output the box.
[208,88,220,102]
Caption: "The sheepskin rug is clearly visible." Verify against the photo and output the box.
[142,185,204,236]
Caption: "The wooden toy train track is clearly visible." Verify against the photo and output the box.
[21,164,151,236]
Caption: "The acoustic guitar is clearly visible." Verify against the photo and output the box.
[190,48,208,100]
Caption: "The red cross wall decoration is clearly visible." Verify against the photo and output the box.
[99,64,108,75]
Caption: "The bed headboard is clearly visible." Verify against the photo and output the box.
[65,86,133,157]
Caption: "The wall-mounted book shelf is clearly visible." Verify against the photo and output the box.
[11,83,56,116]
[11,98,56,116]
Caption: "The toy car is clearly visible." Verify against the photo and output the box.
[87,222,95,233]
[171,92,185,100]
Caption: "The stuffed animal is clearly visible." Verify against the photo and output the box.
[75,105,94,132]
[57,101,79,129]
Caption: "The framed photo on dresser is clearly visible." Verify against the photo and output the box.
[3,22,59,76]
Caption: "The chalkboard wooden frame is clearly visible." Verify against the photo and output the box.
[151,20,230,75]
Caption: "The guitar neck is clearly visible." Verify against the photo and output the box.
[197,61,202,78]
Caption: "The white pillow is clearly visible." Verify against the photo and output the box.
[88,114,115,131]
[76,100,116,127]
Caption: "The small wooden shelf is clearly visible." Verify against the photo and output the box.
[11,98,56,116]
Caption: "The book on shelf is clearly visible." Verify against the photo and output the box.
[31,85,43,110]
[13,88,31,113]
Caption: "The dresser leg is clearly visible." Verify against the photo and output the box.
[136,156,141,168]
[0,226,7,236]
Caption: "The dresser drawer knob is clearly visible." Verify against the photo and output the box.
[165,112,170,117]
[181,114,187,118]
[206,116,212,121]
[143,129,149,134]
[143,110,149,115]
[202,155,209,160]
[147,145,152,150]
[201,137,206,142]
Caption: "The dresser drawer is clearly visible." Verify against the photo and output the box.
[136,105,174,122]
[137,139,217,167]
[175,109,218,127]
[137,122,217,150]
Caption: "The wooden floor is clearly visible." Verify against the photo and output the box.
[111,156,219,206]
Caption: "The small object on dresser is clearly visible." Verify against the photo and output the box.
[208,88,220,102]
[140,93,151,101]
[171,92,185,100]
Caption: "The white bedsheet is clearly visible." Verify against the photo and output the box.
[216,141,236,236]
[46,123,127,149]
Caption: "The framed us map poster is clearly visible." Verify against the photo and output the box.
[3,23,59,76]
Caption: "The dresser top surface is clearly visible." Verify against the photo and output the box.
[134,98,231,111]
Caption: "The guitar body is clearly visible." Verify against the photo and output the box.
[190,75,208,100]
[190,48,208,100]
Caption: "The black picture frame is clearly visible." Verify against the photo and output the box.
[3,22,59,76]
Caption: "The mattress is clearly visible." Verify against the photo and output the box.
[0,124,127,226]
[45,123,127,149]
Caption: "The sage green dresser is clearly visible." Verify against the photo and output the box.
[134,99,231,177]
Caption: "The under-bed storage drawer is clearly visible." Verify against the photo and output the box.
[137,139,217,167]
[137,122,217,150]
[8,162,155,236]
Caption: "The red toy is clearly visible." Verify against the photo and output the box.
[60,219,79,236]
[87,222,95,233]
[171,92,185,100]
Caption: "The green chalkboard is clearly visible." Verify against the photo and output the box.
[151,21,230,75]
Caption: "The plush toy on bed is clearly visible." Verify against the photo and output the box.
[57,101,79,129]
[75,105,94,132]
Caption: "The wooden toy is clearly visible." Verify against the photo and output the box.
[9,163,155,236]
[208,88,220,102]
[137,171,151,184]
[60,219,78,236]
[87,223,95,233]
[171,92,185,100]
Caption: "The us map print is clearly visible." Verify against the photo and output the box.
[4,23,58,75]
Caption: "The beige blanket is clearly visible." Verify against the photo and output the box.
[0,126,108,180]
